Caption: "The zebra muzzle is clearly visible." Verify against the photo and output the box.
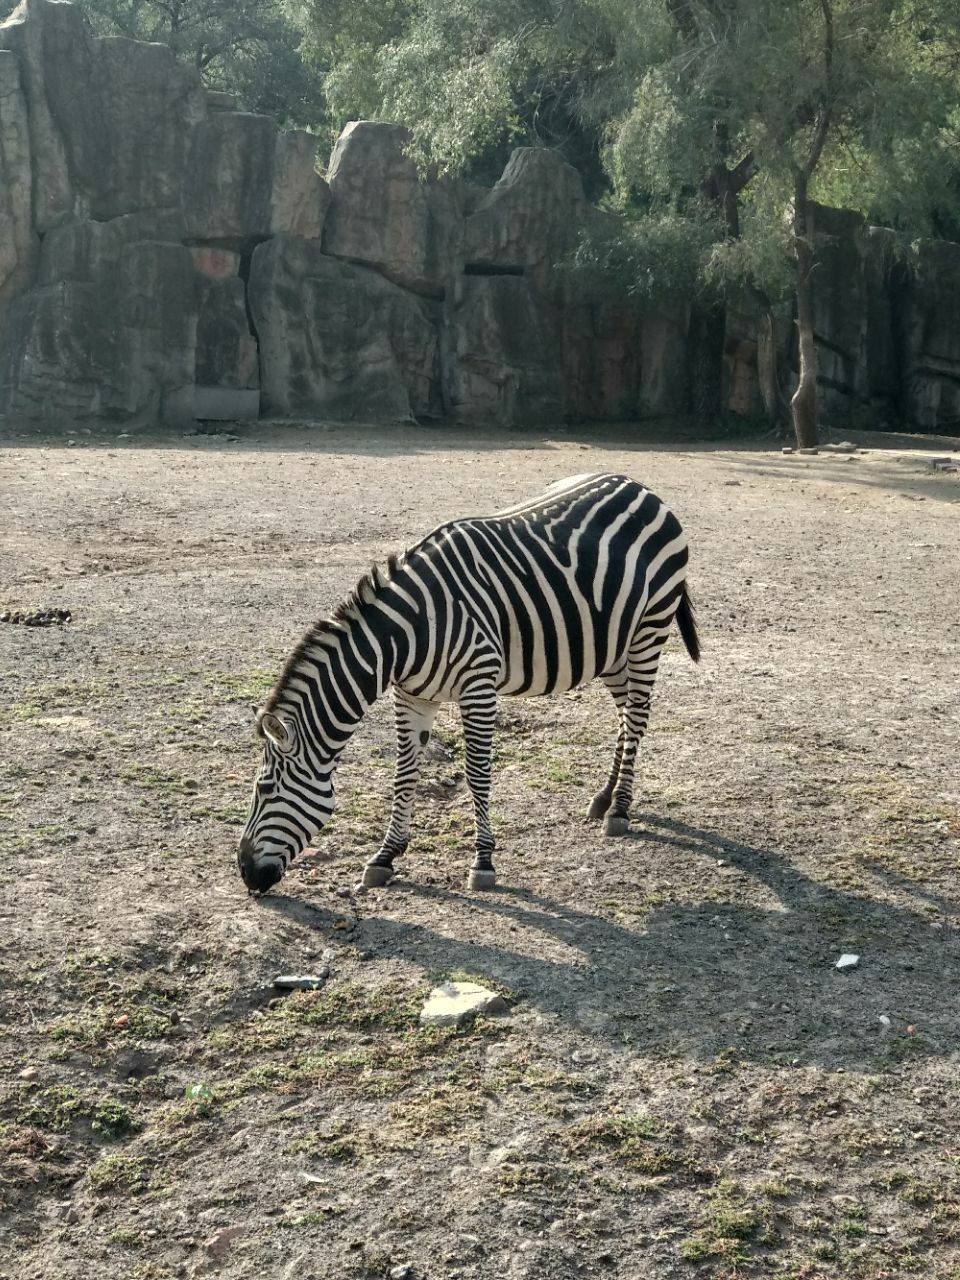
[238,837,284,894]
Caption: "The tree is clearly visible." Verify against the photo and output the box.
[0,0,328,130]
[294,0,960,443]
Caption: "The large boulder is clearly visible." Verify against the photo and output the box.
[0,48,35,306]
[441,274,564,425]
[899,239,960,430]
[184,114,329,245]
[0,0,81,232]
[0,213,196,423]
[272,130,329,239]
[249,235,440,420]
[323,121,463,298]
[463,148,586,287]
[0,3,206,228]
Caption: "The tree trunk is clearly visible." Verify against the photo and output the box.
[754,294,784,425]
[791,176,820,448]
[688,301,726,425]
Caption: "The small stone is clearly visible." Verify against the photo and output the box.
[389,1268,416,1280]
[781,447,794,454]
[879,1014,892,1029]
[798,447,819,455]
[835,953,860,971]
[204,1225,244,1259]
[273,972,328,991]
[420,981,509,1028]
[19,1066,39,1080]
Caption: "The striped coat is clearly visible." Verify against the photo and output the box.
[239,473,699,893]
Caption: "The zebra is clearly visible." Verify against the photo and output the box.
[238,472,700,895]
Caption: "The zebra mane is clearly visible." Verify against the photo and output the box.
[263,553,401,713]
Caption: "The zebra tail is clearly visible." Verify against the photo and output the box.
[675,580,701,664]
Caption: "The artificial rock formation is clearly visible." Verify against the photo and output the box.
[323,121,463,299]
[250,236,440,421]
[2,0,960,432]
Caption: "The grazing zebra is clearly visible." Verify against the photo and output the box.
[238,473,700,894]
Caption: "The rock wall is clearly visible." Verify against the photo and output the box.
[1,0,959,433]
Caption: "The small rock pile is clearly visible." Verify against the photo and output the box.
[0,607,72,626]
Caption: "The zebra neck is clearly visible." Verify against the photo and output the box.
[295,609,406,760]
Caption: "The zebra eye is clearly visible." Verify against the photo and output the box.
[256,780,277,800]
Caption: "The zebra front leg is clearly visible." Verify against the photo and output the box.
[459,680,498,890]
[362,689,439,887]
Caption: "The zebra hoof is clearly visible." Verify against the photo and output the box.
[603,815,630,837]
[362,864,394,888]
[586,794,610,821]
[467,869,497,891]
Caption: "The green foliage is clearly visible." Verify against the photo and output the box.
[567,207,722,304]
[61,0,327,129]
[291,0,960,307]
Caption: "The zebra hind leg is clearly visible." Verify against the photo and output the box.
[587,670,627,823]
[601,625,669,837]
[460,680,498,890]
[362,690,439,888]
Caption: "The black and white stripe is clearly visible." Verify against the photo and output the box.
[238,473,700,893]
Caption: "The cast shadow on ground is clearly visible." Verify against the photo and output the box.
[728,455,960,504]
[260,812,959,1072]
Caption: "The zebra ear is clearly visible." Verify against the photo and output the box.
[260,712,293,750]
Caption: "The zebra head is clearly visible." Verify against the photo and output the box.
[238,709,335,893]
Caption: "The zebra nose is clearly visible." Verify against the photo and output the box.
[237,836,283,894]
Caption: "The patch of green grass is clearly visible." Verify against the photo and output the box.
[117,765,200,796]
[564,1112,711,1182]
[107,1224,144,1247]
[213,1063,295,1104]
[15,1084,137,1139]
[280,981,424,1032]
[189,804,247,823]
[527,759,583,792]
[483,1052,596,1097]
[203,668,277,703]
[287,1125,370,1165]
[389,1084,486,1137]
[497,1157,567,1195]
[49,1003,172,1054]
[88,1153,155,1195]
[3,680,108,724]
[680,1179,774,1264]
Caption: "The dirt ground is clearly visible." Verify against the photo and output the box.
[1,421,959,1280]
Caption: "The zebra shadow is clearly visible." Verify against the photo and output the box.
[261,813,960,1070]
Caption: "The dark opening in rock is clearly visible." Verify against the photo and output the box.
[463,263,525,277]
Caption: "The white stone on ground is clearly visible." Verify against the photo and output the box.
[420,981,509,1027]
